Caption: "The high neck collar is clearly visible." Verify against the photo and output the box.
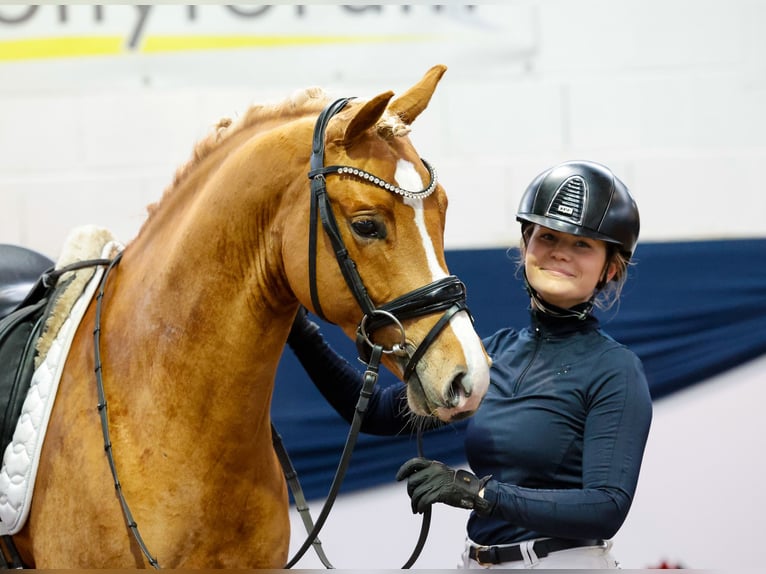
[529,307,600,336]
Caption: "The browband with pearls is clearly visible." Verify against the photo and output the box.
[309,158,438,199]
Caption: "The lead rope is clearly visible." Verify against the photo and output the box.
[93,251,160,569]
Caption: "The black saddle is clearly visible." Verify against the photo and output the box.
[0,245,57,567]
[0,245,56,447]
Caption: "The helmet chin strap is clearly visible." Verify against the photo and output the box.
[522,269,595,321]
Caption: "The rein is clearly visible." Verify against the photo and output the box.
[92,251,160,569]
[92,257,415,570]
[281,342,431,570]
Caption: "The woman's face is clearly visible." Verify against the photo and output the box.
[524,225,615,309]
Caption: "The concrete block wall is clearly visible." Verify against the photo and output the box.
[1,0,764,260]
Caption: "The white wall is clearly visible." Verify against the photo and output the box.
[2,1,765,257]
[1,2,764,569]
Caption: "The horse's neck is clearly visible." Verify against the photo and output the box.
[109,251,289,384]
[134,127,299,316]
[106,139,299,419]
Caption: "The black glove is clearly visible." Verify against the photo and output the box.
[288,306,320,345]
[396,457,492,515]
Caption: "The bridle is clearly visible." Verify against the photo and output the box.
[306,97,470,381]
[284,97,475,569]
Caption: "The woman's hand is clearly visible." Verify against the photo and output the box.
[396,457,492,515]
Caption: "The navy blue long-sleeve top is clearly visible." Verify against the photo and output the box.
[287,309,652,545]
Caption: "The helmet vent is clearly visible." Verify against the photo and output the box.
[546,175,586,224]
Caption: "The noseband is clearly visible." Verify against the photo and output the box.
[306,97,471,381]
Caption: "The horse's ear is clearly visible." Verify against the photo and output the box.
[342,91,394,146]
[388,64,447,126]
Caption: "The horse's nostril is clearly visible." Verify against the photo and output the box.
[447,372,470,407]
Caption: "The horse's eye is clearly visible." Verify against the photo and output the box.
[351,219,385,239]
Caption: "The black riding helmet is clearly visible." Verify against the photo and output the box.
[516,160,640,260]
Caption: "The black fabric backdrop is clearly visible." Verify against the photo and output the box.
[271,238,766,501]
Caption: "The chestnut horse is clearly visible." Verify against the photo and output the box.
[8,65,490,568]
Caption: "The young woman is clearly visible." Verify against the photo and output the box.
[287,160,653,569]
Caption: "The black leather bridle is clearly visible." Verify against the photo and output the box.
[284,98,476,569]
[306,97,471,381]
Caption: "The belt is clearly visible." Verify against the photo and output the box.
[468,538,603,565]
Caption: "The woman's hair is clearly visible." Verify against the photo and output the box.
[515,223,632,311]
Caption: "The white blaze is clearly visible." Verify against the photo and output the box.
[395,160,490,412]
[395,159,446,281]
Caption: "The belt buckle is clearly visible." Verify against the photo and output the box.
[474,546,493,568]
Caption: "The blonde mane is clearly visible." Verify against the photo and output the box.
[144,86,412,222]
[178,87,333,187]
[143,87,329,220]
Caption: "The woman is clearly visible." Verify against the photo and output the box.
[287,160,652,569]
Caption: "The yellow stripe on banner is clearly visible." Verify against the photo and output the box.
[0,37,124,61]
[141,34,421,53]
[0,34,427,62]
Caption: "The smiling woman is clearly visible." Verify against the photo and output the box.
[288,159,652,569]
[516,160,638,318]
[523,226,613,310]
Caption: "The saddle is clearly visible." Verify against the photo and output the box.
[0,235,118,566]
[0,245,56,453]
[0,245,58,568]
[0,241,117,456]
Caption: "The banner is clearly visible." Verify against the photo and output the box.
[0,4,535,63]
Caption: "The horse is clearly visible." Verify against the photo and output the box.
[4,64,491,568]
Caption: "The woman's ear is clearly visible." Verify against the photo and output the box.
[605,260,618,283]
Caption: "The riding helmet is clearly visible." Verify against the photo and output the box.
[516,160,640,259]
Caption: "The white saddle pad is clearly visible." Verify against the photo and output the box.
[0,226,123,535]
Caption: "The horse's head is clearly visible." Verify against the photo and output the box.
[284,65,490,422]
